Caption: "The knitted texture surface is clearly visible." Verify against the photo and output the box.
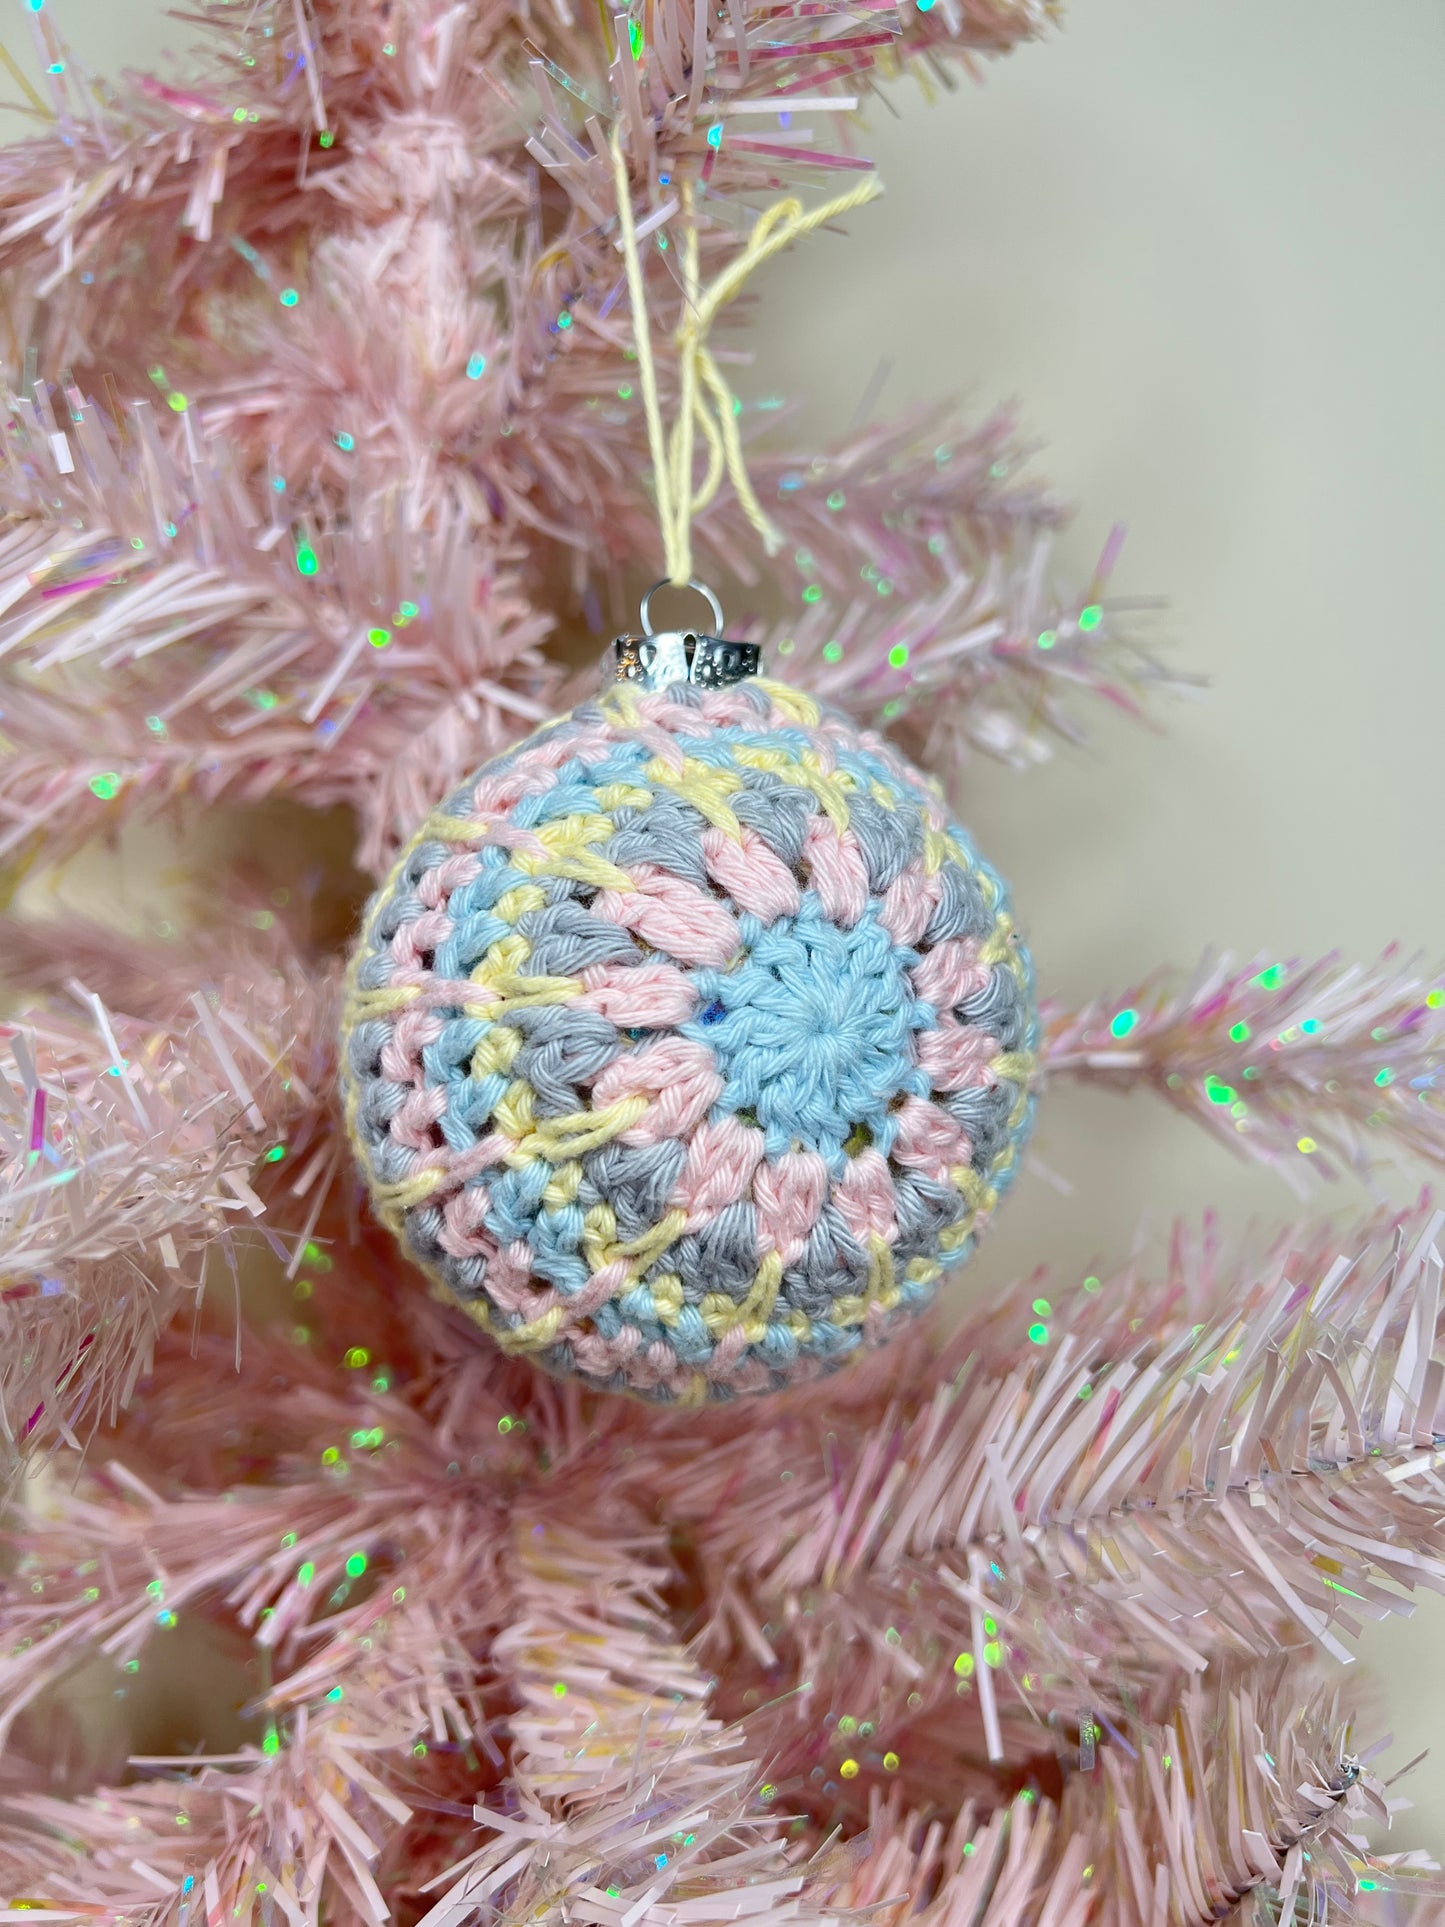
[341,678,1036,1401]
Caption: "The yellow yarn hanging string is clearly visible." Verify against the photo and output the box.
[608,130,882,587]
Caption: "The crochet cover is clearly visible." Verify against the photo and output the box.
[342,677,1035,1400]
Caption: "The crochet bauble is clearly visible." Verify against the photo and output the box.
[341,676,1036,1402]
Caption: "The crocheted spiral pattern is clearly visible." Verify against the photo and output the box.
[341,678,1035,1402]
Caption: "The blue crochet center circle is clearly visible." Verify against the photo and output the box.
[684,892,934,1173]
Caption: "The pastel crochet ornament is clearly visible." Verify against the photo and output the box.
[341,668,1036,1401]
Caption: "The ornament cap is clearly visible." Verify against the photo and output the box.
[613,578,761,691]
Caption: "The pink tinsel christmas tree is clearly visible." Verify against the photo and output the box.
[1,3,1443,1923]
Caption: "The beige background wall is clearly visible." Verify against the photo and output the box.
[8,0,1444,1849]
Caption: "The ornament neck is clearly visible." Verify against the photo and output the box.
[613,577,761,691]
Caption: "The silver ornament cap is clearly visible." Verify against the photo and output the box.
[613,579,761,691]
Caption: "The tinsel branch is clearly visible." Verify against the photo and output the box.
[0,1707,451,1927]
[0,939,338,1461]
[824,1792,1094,1927]
[0,414,557,875]
[1065,1669,1407,1927]
[1045,950,1445,1184]
[0,1366,514,1919]
[422,1510,811,1927]
[638,1203,1445,1770]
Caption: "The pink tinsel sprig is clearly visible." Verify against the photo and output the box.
[0,392,559,875]
[638,1202,1445,1791]
[0,934,340,1462]
[1045,949,1445,1186]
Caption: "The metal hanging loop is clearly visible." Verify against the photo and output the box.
[640,578,726,638]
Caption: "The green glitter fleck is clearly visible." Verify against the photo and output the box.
[1028,1322,1048,1345]
[888,644,908,668]
[1077,604,1102,631]
[1230,1021,1251,1042]
[89,773,121,800]
[1109,1008,1138,1039]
